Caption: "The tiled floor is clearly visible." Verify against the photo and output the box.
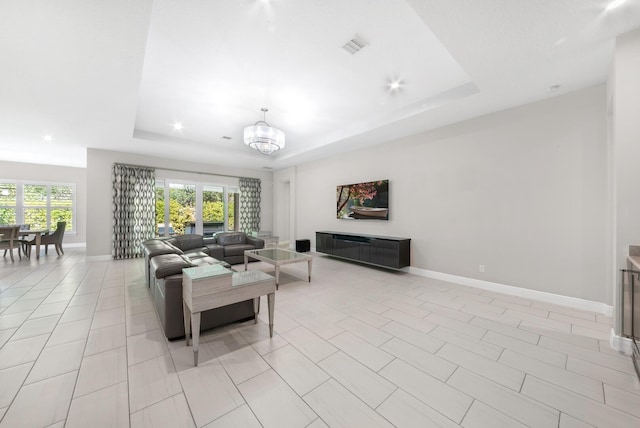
[0,248,639,427]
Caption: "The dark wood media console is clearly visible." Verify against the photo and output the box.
[315,231,410,269]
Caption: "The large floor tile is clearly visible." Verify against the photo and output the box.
[130,393,195,428]
[217,344,270,384]
[430,324,503,360]
[28,301,67,320]
[178,358,245,427]
[380,337,456,381]
[447,367,559,428]
[126,328,169,366]
[263,344,330,395]
[66,381,129,428]
[461,400,528,428]
[84,323,127,356]
[482,329,566,367]
[202,404,261,428]
[0,311,31,330]
[25,338,85,384]
[376,389,460,428]
[126,310,160,336]
[381,320,444,353]
[0,334,48,370]
[0,363,32,409]
[336,316,392,346]
[128,353,181,413]
[521,376,640,428]
[91,306,126,330]
[75,346,128,398]
[499,349,604,401]
[238,369,317,428]
[10,314,58,341]
[303,379,393,428]
[318,351,396,408]
[46,318,91,347]
[437,342,525,391]
[379,359,473,424]
[0,371,76,428]
[329,331,392,371]
[282,325,338,363]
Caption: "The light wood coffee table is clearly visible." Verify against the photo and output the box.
[244,248,312,290]
[182,264,276,366]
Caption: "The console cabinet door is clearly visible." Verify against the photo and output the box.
[335,238,360,260]
[316,233,333,255]
[383,240,401,268]
[370,239,385,266]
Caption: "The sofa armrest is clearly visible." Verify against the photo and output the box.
[246,236,264,249]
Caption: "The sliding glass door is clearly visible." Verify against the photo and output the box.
[155,179,238,237]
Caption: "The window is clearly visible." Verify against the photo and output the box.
[155,179,238,237]
[0,181,75,232]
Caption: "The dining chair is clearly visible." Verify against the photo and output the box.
[17,224,30,255]
[0,225,22,263]
[25,221,66,257]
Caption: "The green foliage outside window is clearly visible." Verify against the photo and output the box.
[155,183,236,235]
[0,182,73,231]
[0,208,16,224]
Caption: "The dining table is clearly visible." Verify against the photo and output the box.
[19,229,49,260]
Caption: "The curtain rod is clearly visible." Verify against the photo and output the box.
[113,162,259,180]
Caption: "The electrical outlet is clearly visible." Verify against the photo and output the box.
[479,264,485,273]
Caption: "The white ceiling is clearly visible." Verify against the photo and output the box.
[1,0,639,170]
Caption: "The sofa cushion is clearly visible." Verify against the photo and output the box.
[224,243,255,257]
[216,232,246,246]
[205,244,224,260]
[168,234,205,252]
[184,249,209,259]
[151,254,194,279]
[144,240,182,257]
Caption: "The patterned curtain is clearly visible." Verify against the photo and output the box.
[239,177,261,232]
[112,164,156,259]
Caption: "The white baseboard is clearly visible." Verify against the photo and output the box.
[407,266,613,317]
[85,255,113,262]
[64,242,86,248]
[609,329,634,355]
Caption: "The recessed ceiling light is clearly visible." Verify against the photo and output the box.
[606,0,626,11]
[43,135,53,141]
[389,81,402,90]
[172,122,184,131]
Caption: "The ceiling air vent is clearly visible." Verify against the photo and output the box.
[342,34,368,55]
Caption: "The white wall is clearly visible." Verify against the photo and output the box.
[294,85,609,304]
[0,160,87,245]
[86,148,273,257]
[612,28,640,332]
[273,167,296,245]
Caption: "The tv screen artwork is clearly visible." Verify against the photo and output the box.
[336,179,389,220]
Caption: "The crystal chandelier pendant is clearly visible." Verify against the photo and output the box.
[243,108,285,155]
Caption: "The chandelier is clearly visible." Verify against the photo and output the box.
[243,108,285,155]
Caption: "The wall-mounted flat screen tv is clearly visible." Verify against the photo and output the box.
[336,179,389,220]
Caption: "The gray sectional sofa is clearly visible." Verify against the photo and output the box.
[142,232,265,339]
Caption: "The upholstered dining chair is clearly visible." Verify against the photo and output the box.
[25,221,66,258]
[0,225,22,263]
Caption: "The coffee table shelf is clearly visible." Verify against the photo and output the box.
[244,248,312,290]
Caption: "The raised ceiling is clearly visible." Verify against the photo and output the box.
[1,0,639,169]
